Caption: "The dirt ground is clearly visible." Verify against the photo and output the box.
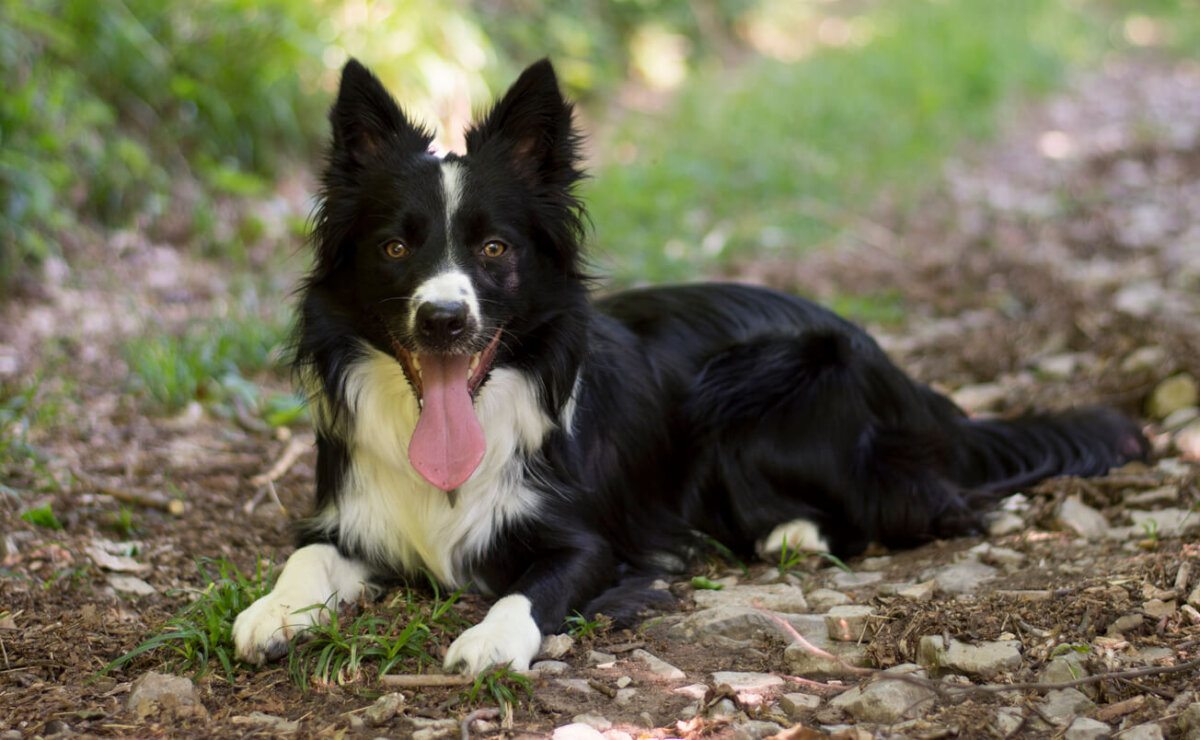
[2,59,1199,739]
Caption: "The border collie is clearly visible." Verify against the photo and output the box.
[233,58,1148,674]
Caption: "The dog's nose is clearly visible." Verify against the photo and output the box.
[416,301,469,346]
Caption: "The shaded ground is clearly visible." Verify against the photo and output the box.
[2,60,1199,738]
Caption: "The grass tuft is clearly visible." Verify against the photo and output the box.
[458,663,534,719]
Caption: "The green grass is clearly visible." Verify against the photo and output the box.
[584,0,1098,286]
[564,611,610,639]
[458,664,534,719]
[777,541,852,578]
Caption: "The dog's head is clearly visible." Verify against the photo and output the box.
[306,59,587,491]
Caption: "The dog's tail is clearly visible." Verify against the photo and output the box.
[948,406,1149,493]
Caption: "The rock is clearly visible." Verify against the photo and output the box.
[1121,345,1169,375]
[588,650,616,666]
[859,556,892,572]
[1189,585,1200,609]
[540,633,575,659]
[533,660,571,675]
[733,720,785,740]
[615,676,632,688]
[918,636,1022,677]
[615,688,636,706]
[108,575,157,595]
[784,641,871,678]
[1058,496,1109,539]
[1144,599,1176,618]
[669,606,825,643]
[952,382,1008,413]
[709,698,738,718]
[127,671,204,717]
[631,649,685,681]
[995,707,1024,737]
[807,588,853,611]
[1114,281,1165,319]
[986,511,1026,537]
[693,582,809,613]
[1040,688,1096,727]
[231,712,300,733]
[779,692,821,717]
[923,561,999,595]
[830,571,883,589]
[604,732,634,740]
[1037,352,1092,379]
[364,693,404,725]
[555,678,596,695]
[897,580,937,601]
[1107,613,1144,635]
[1125,485,1180,506]
[711,671,784,703]
[1065,717,1111,740]
[1176,419,1200,458]
[1178,702,1200,740]
[1163,407,1200,430]
[825,605,876,641]
[1042,654,1087,684]
[572,714,612,732]
[1129,508,1200,536]
[829,665,936,723]
[553,722,606,740]
[969,543,1026,568]
[1120,725,1164,740]
[1147,373,1199,420]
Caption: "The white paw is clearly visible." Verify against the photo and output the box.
[233,591,328,665]
[443,594,542,674]
[756,518,829,559]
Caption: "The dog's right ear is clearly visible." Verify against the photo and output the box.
[329,59,432,167]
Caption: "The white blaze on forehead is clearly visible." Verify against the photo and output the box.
[410,271,482,333]
[441,160,466,245]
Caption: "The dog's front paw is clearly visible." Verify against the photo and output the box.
[233,591,327,665]
[443,594,542,674]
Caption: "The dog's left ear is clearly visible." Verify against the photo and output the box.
[465,59,582,189]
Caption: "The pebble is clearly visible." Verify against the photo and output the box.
[1107,613,1144,635]
[918,636,1022,677]
[1189,585,1200,609]
[923,561,999,595]
[668,605,784,642]
[1178,702,1200,740]
[1065,716,1112,740]
[533,660,571,675]
[986,511,1026,537]
[614,688,636,706]
[108,575,157,596]
[631,649,685,681]
[540,633,575,659]
[1042,654,1087,685]
[995,707,1024,737]
[127,671,203,717]
[951,382,1008,413]
[553,722,606,740]
[674,683,708,700]
[1120,725,1165,740]
[711,671,784,703]
[231,712,300,734]
[779,692,821,716]
[969,543,1026,568]
[828,665,936,723]
[1163,407,1200,430]
[588,650,616,666]
[784,641,871,678]
[1121,345,1169,375]
[692,582,808,613]
[709,698,738,718]
[1144,599,1177,618]
[1041,688,1096,727]
[1146,373,1199,419]
[830,571,883,589]
[1129,508,1200,536]
[1058,496,1109,539]
[898,580,937,601]
[364,693,404,726]
[1175,419,1200,458]
[1125,485,1180,506]
[733,720,785,740]
[825,605,876,641]
[615,676,631,688]
[572,714,612,732]
[807,588,854,611]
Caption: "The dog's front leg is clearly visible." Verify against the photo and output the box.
[233,543,371,664]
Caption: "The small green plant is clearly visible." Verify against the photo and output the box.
[459,663,534,719]
[20,504,63,530]
[99,556,274,683]
[287,579,465,689]
[106,505,139,538]
[777,541,852,577]
[1140,518,1160,545]
[703,536,748,576]
[690,575,723,591]
[564,611,610,639]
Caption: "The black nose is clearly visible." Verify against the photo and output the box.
[415,300,469,346]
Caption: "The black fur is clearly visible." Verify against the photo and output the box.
[291,58,1148,639]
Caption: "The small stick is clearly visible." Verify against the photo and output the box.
[72,469,183,515]
[604,640,645,653]
[380,669,541,689]
[587,678,616,698]
[250,435,311,487]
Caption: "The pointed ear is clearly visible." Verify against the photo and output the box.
[465,59,582,188]
[330,59,431,167]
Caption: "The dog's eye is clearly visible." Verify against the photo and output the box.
[383,240,410,259]
[482,240,508,258]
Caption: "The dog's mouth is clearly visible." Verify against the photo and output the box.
[389,327,504,492]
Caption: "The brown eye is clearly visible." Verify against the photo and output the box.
[482,240,508,258]
[383,240,410,259]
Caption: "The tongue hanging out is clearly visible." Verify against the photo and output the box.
[408,354,487,491]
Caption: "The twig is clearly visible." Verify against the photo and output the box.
[460,707,500,740]
[587,678,616,698]
[379,670,541,689]
[604,640,645,653]
[72,468,183,515]
[250,435,311,487]
[265,479,288,518]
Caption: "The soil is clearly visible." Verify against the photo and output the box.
[2,60,1199,739]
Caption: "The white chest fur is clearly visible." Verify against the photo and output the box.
[312,346,552,590]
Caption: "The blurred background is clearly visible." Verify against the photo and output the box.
[1,0,1198,488]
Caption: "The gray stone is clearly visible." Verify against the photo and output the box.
[364,693,404,726]
[806,588,853,611]
[828,665,936,723]
[540,633,575,659]
[1191,585,1200,610]
[779,692,821,716]
[1040,688,1096,727]
[923,561,999,595]
[986,511,1026,537]
[918,636,1022,677]
[1065,717,1111,740]
[830,571,883,589]
[1042,655,1087,684]
[555,678,595,695]
[410,717,458,740]
[859,556,892,572]
[1037,352,1092,380]
[615,688,636,706]
[631,649,685,681]
[674,683,708,700]
[1147,373,1199,420]
[553,723,606,740]
[231,712,300,734]
[825,605,876,641]
[1059,496,1109,539]
[1178,702,1200,740]
[995,707,1025,737]
[533,660,571,675]
[588,650,616,666]
[668,605,783,642]
[615,675,632,688]
[1121,345,1169,375]
[898,580,937,601]
[1130,508,1200,537]
[1120,725,1165,740]
[709,698,737,718]
[951,382,1007,413]
[733,720,785,740]
[127,671,202,714]
[1163,407,1200,430]
[693,582,809,613]
[971,543,1026,568]
[1125,485,1181,507]
[711,671,784,702]
[1107,613,1144,635]
[1176,419,1200,458]
[1144,599,1177,618]
[571,714,612,732]
[783,641,871,678]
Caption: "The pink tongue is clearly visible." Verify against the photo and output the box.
[408,354,486,491]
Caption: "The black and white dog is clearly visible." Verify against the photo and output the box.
[233,59,1147,674]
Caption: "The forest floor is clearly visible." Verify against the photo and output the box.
[2,58,1199,739]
